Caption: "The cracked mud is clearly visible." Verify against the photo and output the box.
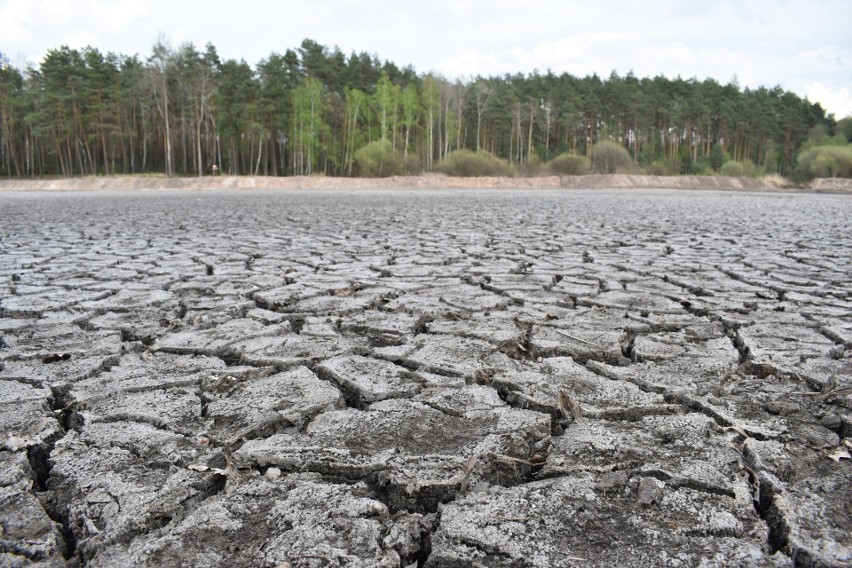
[0,188,850,567]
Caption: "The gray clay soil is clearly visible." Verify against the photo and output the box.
[0,188,850,567]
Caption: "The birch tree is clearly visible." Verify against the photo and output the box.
[147,39,175,175]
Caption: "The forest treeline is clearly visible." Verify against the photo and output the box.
[1,38,849,180]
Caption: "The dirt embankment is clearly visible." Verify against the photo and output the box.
[1,173,851,192]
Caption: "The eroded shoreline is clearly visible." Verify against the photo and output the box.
[1,173,851,193]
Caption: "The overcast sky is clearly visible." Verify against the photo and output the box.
[2,0,850,117]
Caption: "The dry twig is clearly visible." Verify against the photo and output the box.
[553,329,603,348]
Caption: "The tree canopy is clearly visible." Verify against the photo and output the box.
[0,39,841,179]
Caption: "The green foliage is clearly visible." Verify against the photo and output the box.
[402,153,422,175]
[519,153,545,177]
[793,145,852,180]
[290,76,329,175]
[590,141,633,173]
[720,160,759,177]
[644,160,676,176]
[373,73,400,143]
[689,156,714,175]
[807,124,832,146]
[436,149,516,177]
[353,139,404,177]
[761,142,781,173]
[710,143,726,172]
[0,38,837,178]
[547,152,590,175]
[0,54,25,176]
[838,116,852,144]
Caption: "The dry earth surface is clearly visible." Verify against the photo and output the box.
[0,186,850,567]
[0,173,851,193]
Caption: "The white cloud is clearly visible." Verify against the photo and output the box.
[438,51,504,79]
[2,0,849,118]
[0,0,153,63]
[439,34,762,88]
[806,83,852,118]
[92,0,149,31]
[0,0,39,61]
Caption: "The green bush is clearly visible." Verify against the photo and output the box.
[436,149,516,177]
[720,160,759,177]
[710,143,726,172]
[402,153,422,175]
[353,140,404,177]
[519,153,546,177]
[793,145,852,181]
[688,156,713,175]
[644,160,676,176]
[590,141,633,173]
[547,152,591,175]
[838,116,852,144]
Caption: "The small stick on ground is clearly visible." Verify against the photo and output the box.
[553,329,603,348]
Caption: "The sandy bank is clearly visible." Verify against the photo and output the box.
[1,173,851,192]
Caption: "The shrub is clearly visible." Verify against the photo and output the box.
[435,149,516,177]
[402,153,422,175]
[762,174,790,188]
[710,143,726,172]
[590,141,633,173]
[353,140,404,177]
[720,160,759,178]
[687,157,711,175]
[547,152,591,175]
[644,160,676,176]
[519,153,546,177]
[793,145,852,181]
[839,116,852,144]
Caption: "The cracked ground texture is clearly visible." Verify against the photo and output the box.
[0,188,850,568]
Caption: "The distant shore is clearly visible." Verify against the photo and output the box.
[1,174,850,193]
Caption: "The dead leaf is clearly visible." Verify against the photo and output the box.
[557,390,568,410]
[741,465,760,502]
[557,389,582,419]
[459,454,478,493]
[827,448,851,463]
[224,452,241,479]
[462,454,478,476]
[474,369,492,385]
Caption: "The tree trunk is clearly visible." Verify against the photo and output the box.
[527,102,534,164]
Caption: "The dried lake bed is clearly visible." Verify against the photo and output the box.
[0,188,850,567]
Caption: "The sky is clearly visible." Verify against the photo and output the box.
[2,0,850,117]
